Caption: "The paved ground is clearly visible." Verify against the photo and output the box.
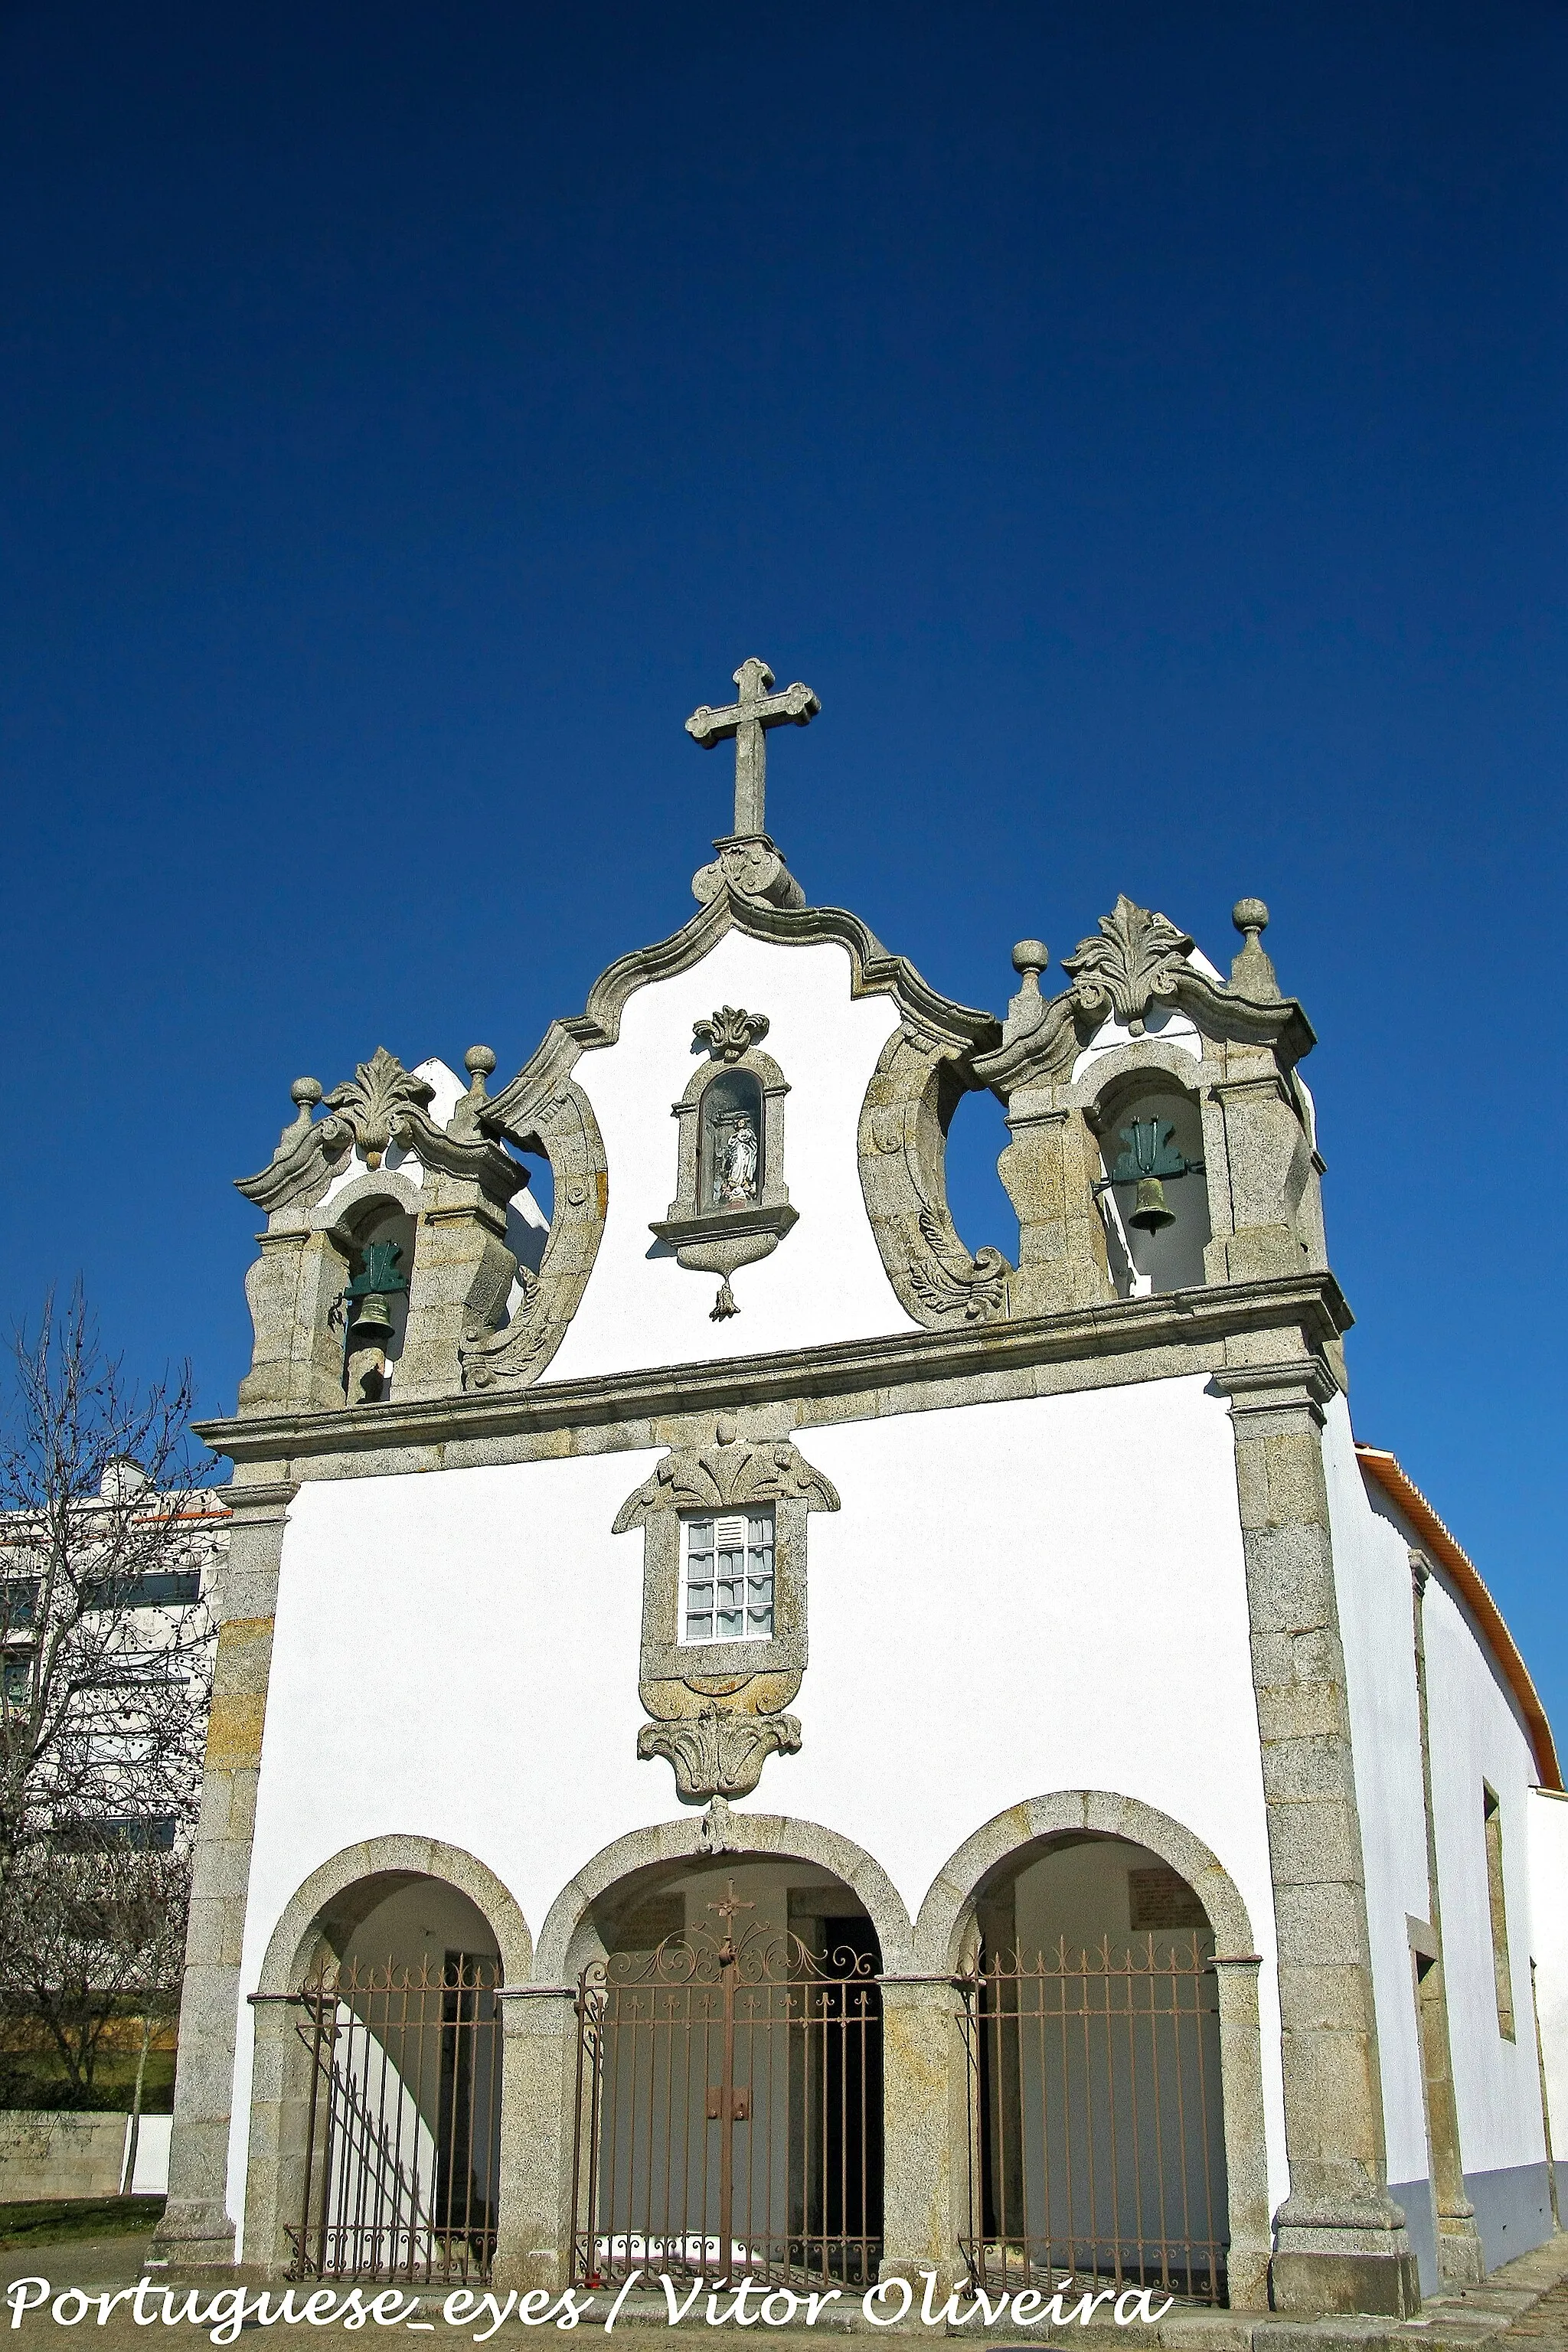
[1495,2276,1568,2351]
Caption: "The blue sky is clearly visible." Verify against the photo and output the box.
[2,5,1563,1729]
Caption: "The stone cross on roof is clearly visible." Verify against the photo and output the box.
[685,657,820,838]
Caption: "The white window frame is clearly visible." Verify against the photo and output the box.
[680,1509,776,1646]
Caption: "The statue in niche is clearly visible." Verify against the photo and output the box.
[713,1110,760,1204]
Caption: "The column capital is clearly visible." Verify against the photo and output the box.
[224,1477,300,1526]
[1211,1357,1340,1429]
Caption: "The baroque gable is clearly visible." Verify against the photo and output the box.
[216,658,1333,1434]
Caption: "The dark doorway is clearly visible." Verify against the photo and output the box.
[810,1916,884,2256]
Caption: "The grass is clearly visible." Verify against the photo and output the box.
[0,2047,176,2113]
[0,2196,165,2249]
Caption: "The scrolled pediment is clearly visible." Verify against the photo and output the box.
[237,1047,522,1217]
[975,894,1315,1096]
[612,1421,841,1534]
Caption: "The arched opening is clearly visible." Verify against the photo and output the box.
[965,1832,1228,2305]
[570,1853,883,2288]
[1094,1088,1210,1299]
[338,1203,417,1403]
[278,1870,504,2284]
[943,1084,1021,1266]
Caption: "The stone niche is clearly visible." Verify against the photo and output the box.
[649,1006,796,1310]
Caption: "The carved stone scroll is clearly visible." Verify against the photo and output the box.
[858,1027,1013,1330]
[637,1708,803,1804]
[460,1044,609,1390]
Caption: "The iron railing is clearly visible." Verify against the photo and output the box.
[573,1884,881,2288]
[288,1955,501,2285]
[962,1933,1227,2305]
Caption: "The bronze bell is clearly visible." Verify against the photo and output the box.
[349,1289,395,1340]
[1129,1175,1177,1234]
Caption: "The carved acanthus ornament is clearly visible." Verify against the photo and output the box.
[693,1005,770,1061]
[320,1047,435,1168]
[638,1709,803,1805]
[910,1204,1010,1323]
[237,1047,522,1216]
[612,1422,840,1531]
[1060,897,1197,1037]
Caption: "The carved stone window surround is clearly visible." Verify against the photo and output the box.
[612,1419,838,1802]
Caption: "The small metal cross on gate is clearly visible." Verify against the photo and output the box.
[685,658,821,838]
[707,1878,754,1963]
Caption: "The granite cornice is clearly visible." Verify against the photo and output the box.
[484,896,1000,1142]
[194,1268,1353,1475]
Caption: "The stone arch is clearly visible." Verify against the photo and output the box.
[914,1788,1272,2310]
[1073,1035,1208,1112]
[534,1809,914,1982]
[1076,1053,1214,1300]
[311,1166,425,1236]
[243,1837,532,2276]
[254,1832,533,1994]
[915,1786,1253,1974]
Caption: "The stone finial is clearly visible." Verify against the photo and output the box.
[278,1077,321,1150]
[1230,898,1281,1000]
[447,1044,498,1141]
[1004,941,1049,1043]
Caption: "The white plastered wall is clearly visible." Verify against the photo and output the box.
[1527,1788,1568,2164]
[541,928,916,1382]
[226,1374,1286,2244]
[1328,1396,1551,2261]
[1420,1570,1547,2179]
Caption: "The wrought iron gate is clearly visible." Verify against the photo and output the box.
[962,1934,1227,2305]
[289,1955,502,2284]
[573,1886,882,2287]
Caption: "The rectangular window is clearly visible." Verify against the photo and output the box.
[51,1815,178,1854]
[681,1511,774,1645]
[80,1570,201,1612]
[1483,1785,1515,2040]
[0,1582,38,1632]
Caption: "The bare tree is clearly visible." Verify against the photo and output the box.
[0,1287,220,2105]
[0,1844,191,2105]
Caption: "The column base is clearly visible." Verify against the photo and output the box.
[1270,2198,1422,2316]
[151,2198,237,2269]
[1270,2249,1423,2315]
[1436,2214,1488,2289]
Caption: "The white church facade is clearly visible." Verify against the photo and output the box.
[157,661,1564,2317]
